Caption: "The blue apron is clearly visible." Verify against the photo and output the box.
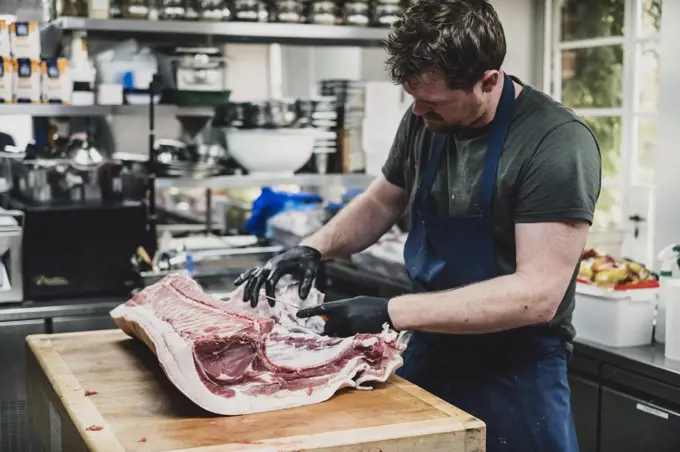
[396,74,579,452]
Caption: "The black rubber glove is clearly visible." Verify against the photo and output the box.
[234,245,321,308]
[296,296,392,337]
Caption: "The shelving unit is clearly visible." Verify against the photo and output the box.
[16,16,387,254]
[54,17,391,46]
[0,104,215,117]
[155,173,375,189]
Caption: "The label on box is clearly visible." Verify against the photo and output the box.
[10,22,40,59]
[41,58,71,104]
[13,58,40,103]
[0,57,13,103]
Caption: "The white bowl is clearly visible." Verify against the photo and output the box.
[226,129,329,175]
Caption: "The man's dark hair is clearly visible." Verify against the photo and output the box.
[384,0,507,91]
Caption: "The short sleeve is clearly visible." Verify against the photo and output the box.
[514,120,602,224]
[381,107,412,188]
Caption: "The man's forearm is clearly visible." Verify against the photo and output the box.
[387,272,562,334]
[300,189,405,260]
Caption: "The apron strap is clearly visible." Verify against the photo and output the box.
[414,133,447,215]
[478,73,517,213]
[413,73,517,217]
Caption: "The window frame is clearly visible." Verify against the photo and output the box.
[544,0,660,234]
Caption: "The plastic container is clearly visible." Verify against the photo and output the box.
[664,279,680,360]
[573,282,658,347]
[655,244,680,343]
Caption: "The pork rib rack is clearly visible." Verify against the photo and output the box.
[110,272,406,416]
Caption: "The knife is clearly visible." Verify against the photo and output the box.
[264,295,301,310]
[217,292,327,321]
[264,295,328,322]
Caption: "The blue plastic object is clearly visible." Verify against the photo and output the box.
[244,187,323,237]
[122,71,134,90]
[326,188,364,215]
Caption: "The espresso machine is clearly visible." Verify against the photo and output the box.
[1,123,149,301]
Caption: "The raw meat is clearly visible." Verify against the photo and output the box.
[221,281,327,335]
[110,272,407,416]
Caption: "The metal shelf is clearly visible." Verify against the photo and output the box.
[0,104,215,117]
[155,173,376,189]
[0,104,113,116]
[54,17,390,46]
[115,105,215,116]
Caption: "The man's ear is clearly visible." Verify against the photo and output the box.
[480,70,500,94]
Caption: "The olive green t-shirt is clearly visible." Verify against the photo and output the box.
[382,77,602,341]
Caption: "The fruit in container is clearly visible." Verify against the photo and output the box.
[578,248,656,287]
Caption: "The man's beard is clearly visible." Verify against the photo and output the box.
[423,98,487,132]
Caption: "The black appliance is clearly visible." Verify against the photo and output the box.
[9,198,147,300]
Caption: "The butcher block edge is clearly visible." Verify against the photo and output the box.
[25,330,486,452]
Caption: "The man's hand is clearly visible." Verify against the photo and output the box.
[296,296,392,337]
[234,245,321,307]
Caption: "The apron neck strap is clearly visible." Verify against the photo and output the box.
[478,73,516,213]
[414,73,517,215]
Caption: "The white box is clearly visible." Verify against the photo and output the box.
[573,283,658,347]
[13,58,40,104]
[41,58,71,104]
[9,22,40,59]
[0,56,13,103]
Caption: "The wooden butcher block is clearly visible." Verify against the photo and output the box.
[26,330,486,452]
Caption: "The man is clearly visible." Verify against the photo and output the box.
[235,1,601,450]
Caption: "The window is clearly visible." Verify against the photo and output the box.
[547,0,662,236]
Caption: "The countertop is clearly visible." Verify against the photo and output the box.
[26,330,485,452]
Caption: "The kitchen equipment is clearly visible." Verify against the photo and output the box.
[153,138,224,179]
[27,330,484,452]
[274,0,303,22]
[0,146,26,194]
[10,154,126,203]
[122,0,149,18]
[0,208,23,303]
[572,282,658,347]
[307,0,336,24]
[10,198,147,300]
[655,244,680,343]
[373,0,403,26]
[159,0,187,20]
[225,128,332,175]
[233,0,268,21]
[344,1,370,25]
[200,0,231,20]
[11,158,79,202]
[147,233,282,275]
[173,46,226,92]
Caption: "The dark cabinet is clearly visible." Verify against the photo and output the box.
[600,386,680,452]
[0,320,45,401]
[568,374,599,452]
